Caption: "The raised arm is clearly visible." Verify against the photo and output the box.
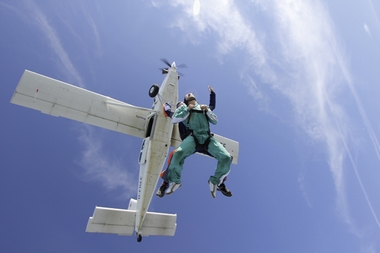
[208,86,216,111]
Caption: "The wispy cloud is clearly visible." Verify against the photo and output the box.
[81,4,102,58]
[272,0,380,237]
[24,0,85,87]
[56,2,103,61]
[169,0,269,70]
[165,0,380,248]
[364,23,372,38]
[0,2,19,12]
[298,174,312,208]
[23,0,134,198]
[77,125,137,198]
[367,0,380,33]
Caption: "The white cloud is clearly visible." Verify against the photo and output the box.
[298,174,312,208]
[77,125,137,198]
[25,0,85,87]
[364,23,372,38]
[169,0,269,69]
[164,0,380,248]
[24,0,136,199]
[368,0,380,32]
[259,0,380,235]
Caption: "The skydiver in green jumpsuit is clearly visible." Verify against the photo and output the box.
[165,92,232,198]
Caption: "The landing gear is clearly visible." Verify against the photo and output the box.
[137,233,142,242]
[148,84,159,98]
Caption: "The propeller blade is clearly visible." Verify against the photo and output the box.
[177,63,187,68]
[160,58,171,67]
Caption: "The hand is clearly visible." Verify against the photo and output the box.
[188,104,196,110]
[200,105,208,112]
[208,86,215,93]
[164,102,171,111]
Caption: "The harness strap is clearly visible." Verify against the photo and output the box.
[191,133,212,153]
[185,108,213,152]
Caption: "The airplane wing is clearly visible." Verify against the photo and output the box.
[170,126,240,164]
[10,70,153,138]
[86,206,177,237]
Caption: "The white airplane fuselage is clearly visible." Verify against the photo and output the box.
[134,65,178,235]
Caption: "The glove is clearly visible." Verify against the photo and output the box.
[164,102,171,111]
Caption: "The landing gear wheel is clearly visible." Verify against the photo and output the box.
[137,234,142,242]
[148,84,159,98]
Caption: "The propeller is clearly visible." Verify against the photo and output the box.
[159,58,187,78]
[160,58,188,69]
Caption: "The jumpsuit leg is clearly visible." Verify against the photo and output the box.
[167,136,196,184]
[207,137,232,185]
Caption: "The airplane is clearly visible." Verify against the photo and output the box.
[10,60,239,242]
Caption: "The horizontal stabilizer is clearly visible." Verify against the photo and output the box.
[86,206,177,236]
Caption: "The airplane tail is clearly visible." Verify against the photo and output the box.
[85,198,177,237]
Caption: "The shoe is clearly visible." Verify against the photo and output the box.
[217,183,232,197]
[208,180,217,198]
[156,182,169,198]
[165,182,182,195]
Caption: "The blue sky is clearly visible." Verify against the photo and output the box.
[1,0,380,252]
